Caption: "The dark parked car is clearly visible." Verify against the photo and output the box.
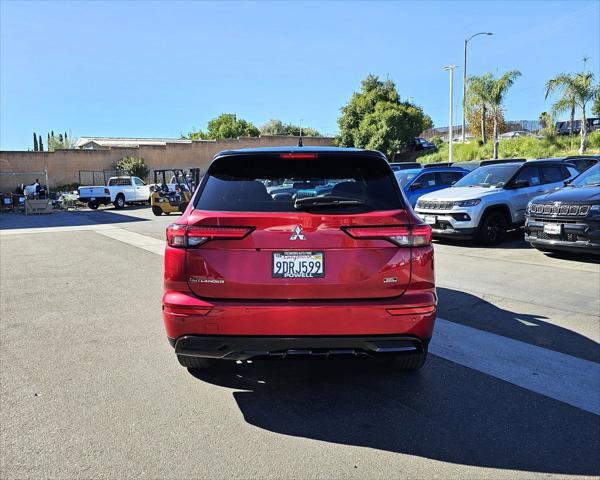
[525,163,600,255]
[528,156,599,174]
[555,118,600,135]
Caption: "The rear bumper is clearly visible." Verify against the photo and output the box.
[162,290,437,351]
[78,196,110,204]
[172,334,427,361]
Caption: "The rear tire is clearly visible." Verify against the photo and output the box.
[385,347,428,372]
[113,194,125,210]
[87,201,99,210]
[477,211,508,245]
[152,206,163,216]
[177,355,219,370]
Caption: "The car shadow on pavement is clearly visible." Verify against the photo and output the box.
[437,287,599,362]
[189,354,599,476]
[0,209,149,230]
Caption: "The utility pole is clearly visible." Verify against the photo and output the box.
[462,32,493,143]
[444,65,459,163]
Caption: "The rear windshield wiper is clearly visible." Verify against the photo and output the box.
[294,195,369,210]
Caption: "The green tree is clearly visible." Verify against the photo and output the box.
[38,135,44,152]
[546,71,599,153]
[539,111,555,139]
[115,156,149,180]
[187,113,260,140]
[261,119,320,137]
[545,73,577,136]
[466,74,494,143]
[488,70,522,158]
[336,74,432,159]
[47,130,78,150]
[282,123,320,137]
[33,132,38,151]
[259,119,286,135]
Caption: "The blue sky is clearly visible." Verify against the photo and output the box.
[1,0,599,150]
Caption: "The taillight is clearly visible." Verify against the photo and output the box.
[104,188,110,196]
[342,224,431,247]
[166,224,253,248]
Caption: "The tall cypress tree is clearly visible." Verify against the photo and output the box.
[64,132,68,143]
[33,132,38,151]
[58,133,63,142]
[39,135,44,152]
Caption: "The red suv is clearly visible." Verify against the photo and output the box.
[163,147,436,371]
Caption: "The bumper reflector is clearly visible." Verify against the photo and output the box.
[163,305,212,316]
[386,306,436,315]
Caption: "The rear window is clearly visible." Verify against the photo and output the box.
[108,178,131,186]
[195,154,403,213]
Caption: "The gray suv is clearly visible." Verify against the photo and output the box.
[414,160,578,245]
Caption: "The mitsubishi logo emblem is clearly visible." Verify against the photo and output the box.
[290,225,306,240]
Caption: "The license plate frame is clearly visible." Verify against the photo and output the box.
[424,215,437,225]
[543,223,562,235]
[272,251,325,278]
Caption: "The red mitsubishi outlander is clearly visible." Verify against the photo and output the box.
[163,147,436,371]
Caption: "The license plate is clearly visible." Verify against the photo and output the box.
[272,251,324,278]
[543,223,562,235]
[424,215,437,225]
[90,197,96,201]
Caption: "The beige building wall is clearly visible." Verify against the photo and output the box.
[0,136,334,190]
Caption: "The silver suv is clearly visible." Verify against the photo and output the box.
[414,160,578,245]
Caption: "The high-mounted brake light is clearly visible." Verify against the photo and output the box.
[166,224,253,248]
[342,224,432,247]
[279,153,318,159]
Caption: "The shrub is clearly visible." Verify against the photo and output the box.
[587,131,600,150]
[115,157,149,180]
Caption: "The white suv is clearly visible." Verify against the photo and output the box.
[414,160,578,244]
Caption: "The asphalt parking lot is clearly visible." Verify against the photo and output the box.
[1,207,599,479]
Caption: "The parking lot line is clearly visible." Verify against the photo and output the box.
[0,223,121,236]
[94,228,165,256]
[430,319,600,415]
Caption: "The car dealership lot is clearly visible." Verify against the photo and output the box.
[1,208,599,479]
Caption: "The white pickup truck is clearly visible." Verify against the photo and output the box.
[78,176,151,210]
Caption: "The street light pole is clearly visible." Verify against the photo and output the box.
[444,65,459,163]
[461,32,493,143]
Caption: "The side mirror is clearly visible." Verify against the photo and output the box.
[563,180,571,186]
[511,180,530,189]
[410,182,423,190]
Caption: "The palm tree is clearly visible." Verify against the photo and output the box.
[488,70,522,159]
[546,72,599,153]
[465,73,494,143]
[545,73,577,137]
